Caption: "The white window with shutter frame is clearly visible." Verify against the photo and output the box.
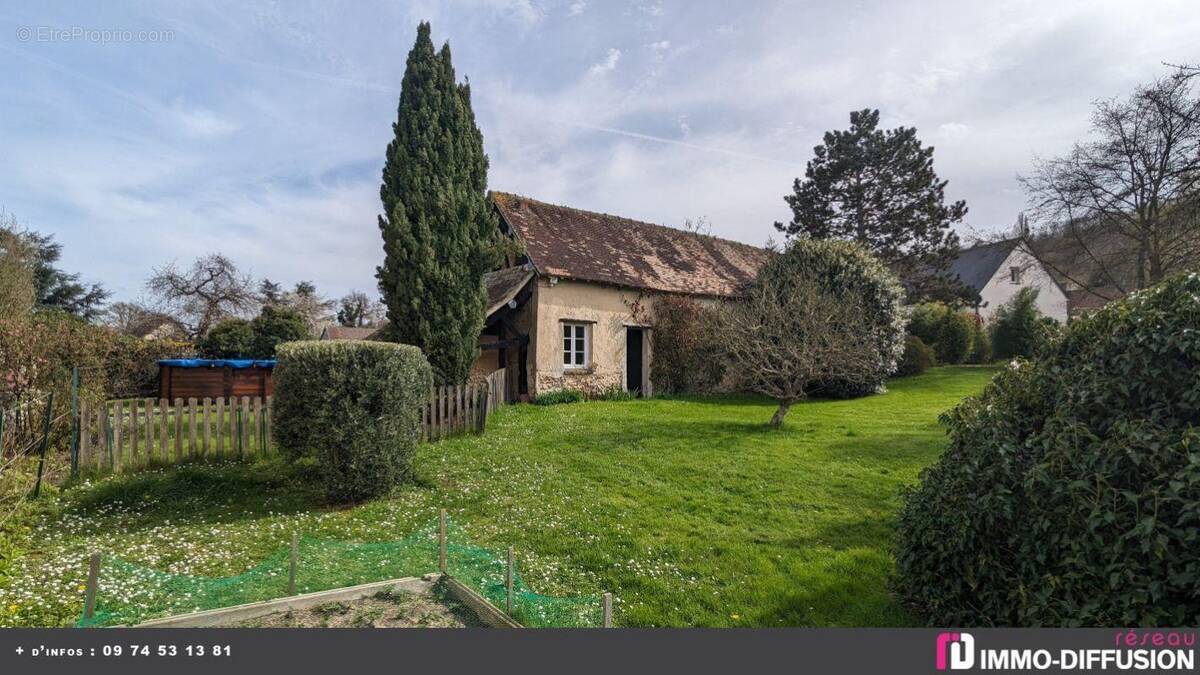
[562,322,589,369]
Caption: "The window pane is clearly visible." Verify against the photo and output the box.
[563,338,571,351]
[574,351,584,365]
[563,350,571,365]
[563,325,571,339]
[575,337,584,352]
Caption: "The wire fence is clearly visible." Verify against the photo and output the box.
[0,391,66,530]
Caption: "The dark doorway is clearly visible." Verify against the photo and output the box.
[626,327,644,396]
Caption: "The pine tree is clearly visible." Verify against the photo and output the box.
[376,22,503,384]
[776,109,967,302]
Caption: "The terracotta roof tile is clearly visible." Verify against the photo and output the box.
[492,192,770,297]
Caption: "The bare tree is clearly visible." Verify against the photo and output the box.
[146,254,257,338]
[336,290,384,327]
[1020,70,1200,295]
[279,281,334,337]
[717,270,881,428]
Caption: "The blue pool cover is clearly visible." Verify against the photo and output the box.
[158,358,276,369]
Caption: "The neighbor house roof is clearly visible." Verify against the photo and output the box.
[491,192,771,297]
[484,265,535,318]
[320,325,382,340]
[1066,287,1121,316]
[947,239,1021,293]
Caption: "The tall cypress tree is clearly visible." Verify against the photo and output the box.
[377,22,502,384]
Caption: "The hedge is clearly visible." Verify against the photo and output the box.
[894,272,1200,626]
[272,340,433,502]
[907,302,973,364]
[896,335,936,377]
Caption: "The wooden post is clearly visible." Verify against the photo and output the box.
[69,366,79,479]
[288,532,299,595]
[188,398,198,457]
[145,399,154,462]
[603,592,613,627]
[202,398,211,457]
[254,397,264,454]
[96,405,107,470]
[111,400,123,470]
[438,509,447,574]
[265,396,273,452]
[240,397,250,458]
[215,397,226,459]
[83,552,101,621]
[130,399,140,465]
[79,400,90,470]
[506,546,515,615]
[33,393,54,497]
[158,398,169,463]
[173,398,183,461]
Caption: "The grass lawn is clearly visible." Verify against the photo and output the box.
[0,366,997,627]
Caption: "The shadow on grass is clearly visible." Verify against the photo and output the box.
[68,459,325,527]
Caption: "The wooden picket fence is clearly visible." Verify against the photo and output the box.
[77,369,510,474]
[420,369,507,442]
[78,396,272,474]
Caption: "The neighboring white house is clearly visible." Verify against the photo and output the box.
[948,238,1069,323]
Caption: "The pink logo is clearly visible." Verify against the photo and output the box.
[936,632,976,670]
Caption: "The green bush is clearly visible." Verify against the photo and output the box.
[597,386,636,402]
[907,303,972,364]
[198,318,254,358]
[272,340,432,502]
[533,389,585,406]
[104,334,194,397]
[650,295,726,394]
[763,241,905,398]
[894,273,1200,626]
[965,314,992,364]
[989,287,1057,360]
[895,335,936,377]
[249,306,307,358]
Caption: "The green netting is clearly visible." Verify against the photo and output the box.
[75,518,600,628]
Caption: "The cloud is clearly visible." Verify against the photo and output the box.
[589,47,622,75]
[567,0,587,17]
[171,101,240,138]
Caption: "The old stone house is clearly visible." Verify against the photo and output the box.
[475,193,770,401]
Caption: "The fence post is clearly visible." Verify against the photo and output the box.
[288,532,299,595]
[603,592,613,627]
[438,509,447,574]
[83,552,101,621]
[70,366,79,479]
[506,546,515,615]
[33,392,54,498]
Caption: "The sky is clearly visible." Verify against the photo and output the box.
[2,0,1198,304]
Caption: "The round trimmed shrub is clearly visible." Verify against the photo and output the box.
[896,335,936,377]
[907,302,972,364]
[894,273,1200,626]
[780,241,905,398]
[272,340,433,502]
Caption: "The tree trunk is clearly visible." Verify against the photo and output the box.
[769,401,793,428]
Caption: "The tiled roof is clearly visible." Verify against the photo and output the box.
[947,239,1020,292]
[1066,287,1120,316]
[491,192,770,297]
[484,266,535,317]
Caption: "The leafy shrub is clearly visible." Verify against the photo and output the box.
[249,306,307,358]
[272,340,432,502]
[907,302,972,364]
[989,287,1057,359]
[964,314,992,364]
[597,386,636,402]
[103,334,194,397]
[752,241,905,399]
[650,295,726,394]
[199,319,253,358]
[533,389,585,406]
[895,335,936,377]
[894,273,1200,626]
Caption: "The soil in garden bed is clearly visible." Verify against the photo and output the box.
[227,586,484,628]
